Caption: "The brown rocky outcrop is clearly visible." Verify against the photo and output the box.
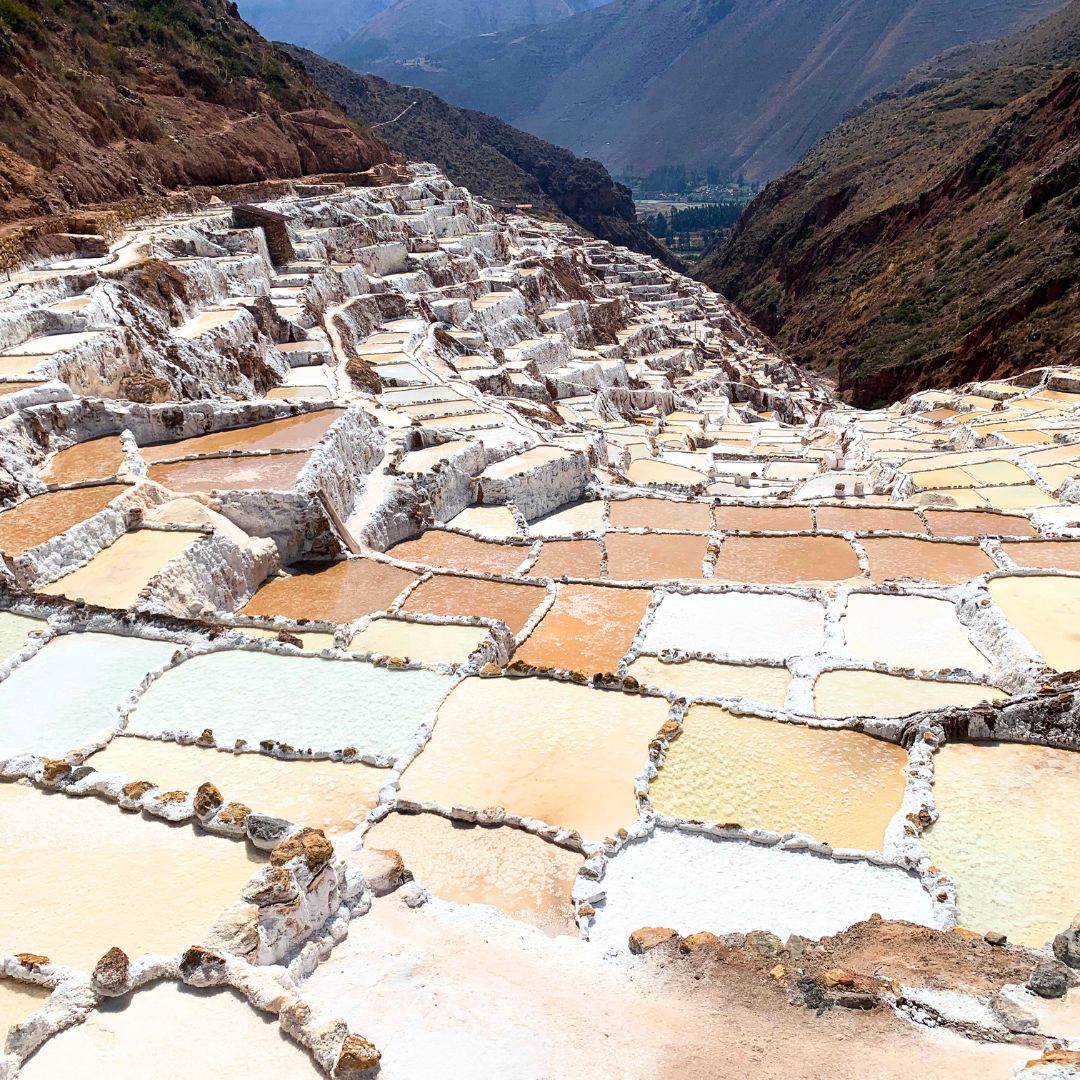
[334,1033,381,1077]
[270,827,334,873]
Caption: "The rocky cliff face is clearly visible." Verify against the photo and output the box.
[286,46,682,269]
[698,5,1080,406]
[359,0,1069,181]
[0,0,394,224]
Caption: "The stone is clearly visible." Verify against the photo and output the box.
[243,866,300,906]
[121,780,155,801]
[178,945,229,986]
[216,801,252,825]
[352,847,407,896]
[628,927,677,954]
[1028,959,1071,999]
[678,932,720,954]
[1025,1049,1080,1069]
[334,1033,381,1077]
[16,954,49,969]
[202,902,260,958]
[40,759,71,783]
[746,930,783,962]
[1052,916,1080,969]
[193,781,223,818]
[823,969,856,989]
[270,827,334,872]
[246,813,294,850]
[984,930,1007,946]
[91,946,131,996]
[990,989,1038,1034]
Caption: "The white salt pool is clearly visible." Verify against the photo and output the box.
[0,633,176,758]
[127,649,453,760]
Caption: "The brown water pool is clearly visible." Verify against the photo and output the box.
[0,484,129,557]
[861,538,996,584]
[148,452,311,493]
[401,575,546,635]
[389,531,529,575]
[713,535,860,584]
[605,532,708,580]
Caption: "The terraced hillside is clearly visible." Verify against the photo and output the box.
[698,2,1080,406]
[286,45,682,269]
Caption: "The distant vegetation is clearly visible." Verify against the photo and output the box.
[642,201,744,261]
[616,164,755,201]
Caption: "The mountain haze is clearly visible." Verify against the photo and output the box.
[698,1,1080,405]
[235,0,392,54]
[363,0,1070,181]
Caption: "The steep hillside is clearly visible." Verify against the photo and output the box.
[697,8,1080,406]
[235,0,392,54]
[287,46,681,268]
[332,0,606,65]
[0,0,394,224]
[361,0,1067,181]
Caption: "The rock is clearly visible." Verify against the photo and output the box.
[351,847,407,896]
[399,881,428,908]
[823,969,856,989]
[120,780,155,802]
[1028,959,1071,999]
[203,902,261,958]
[833,990,878,1010]
[746,930,783,962]
[243,866,300,907]
[1025,1049,1080,1069]
[246,813,294,850]
[1053,916,1080,969]
[769,963,786,983]
[216,801,251,825]
[678,932,720,954]
[39,759,71,784]
[179,945,229,986]
[629,927,677,954]
[334,1033,381,1077]
[91,947,131,996]
[195,728,216,748]
[478,663,502,678]
[984,930,1008,946]
[990,989,1038,1034]
[270,827,334,872]
[193,781,223,818]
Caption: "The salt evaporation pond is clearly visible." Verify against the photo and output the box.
[988,574,1080,671]
[365,812,581,936]
[40,529,201,609]
[642,591,825,661]
[0,782,264,972]
[651,707,908,850]
[841,594,990,672]
[608,496,711,531]
[401,575,545,635]
[924,741,1080,947]
[0,978,50,1038]
[148,452,311,493]
[87,737,384,835]
[0,634,176,757]
[814,670,1005,719]
[127,649,452,760]
[861,538,995,585]
[38,435,125,484]
[389,531,528,575]
[588,829,936,951]
[625,656,790,705]
[349,618,491,665]
[0,611,44,662]
[0,484,128,557]
[713,536,861,585]
[529,539,602,579]
[604,532,708,580]
[399,677,668,840]
[19,984,320,1078]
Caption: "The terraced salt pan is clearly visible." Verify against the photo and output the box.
[988,575,1080,671]
[608,497,711,531]
[0,634,176,757]
[841,594,990,673]
[924,742,1080,948]
[1001,541,1080,572]
[148,452,311,493]
[40,529,201,609]
[87,737,384,835]
[814,507,926,534]
[923,510,1037,539]
[444,505,520,538]
[364,812,581,935]
[19,984,320,1078]
[349,618,491,665]
[0,977,50,1037]
[397,438,472,473]
[0,484,128,557]
[714,505,814,532]
[529,539,602,578]
[515,584,650,672]
[399,677,669,840]
[389,531,528,575]
[528,499,605,536]
[242,558,418,624]
[0,611,44,662]
[0,782,264,972]
[642,591,825,661]
[401,575,545,635]
[589,830,936,951]
[128,650,453,760]
[235,626,337,650]
[713,535,861,584]
[625,656,790,705]
[652,707,907,850]
[814,671,1005,718]
[38,435,126,485]
[139,409,344,461]
[605,532,708,580]
[626,458,707,487]
[861,538,996,585]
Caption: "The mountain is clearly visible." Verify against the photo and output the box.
[285,45,682,268]
[235,0,393,54]
[0,0,393,224]
[331,0,608,65]
[697,1,1080,406]
[360,0,1069,182]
